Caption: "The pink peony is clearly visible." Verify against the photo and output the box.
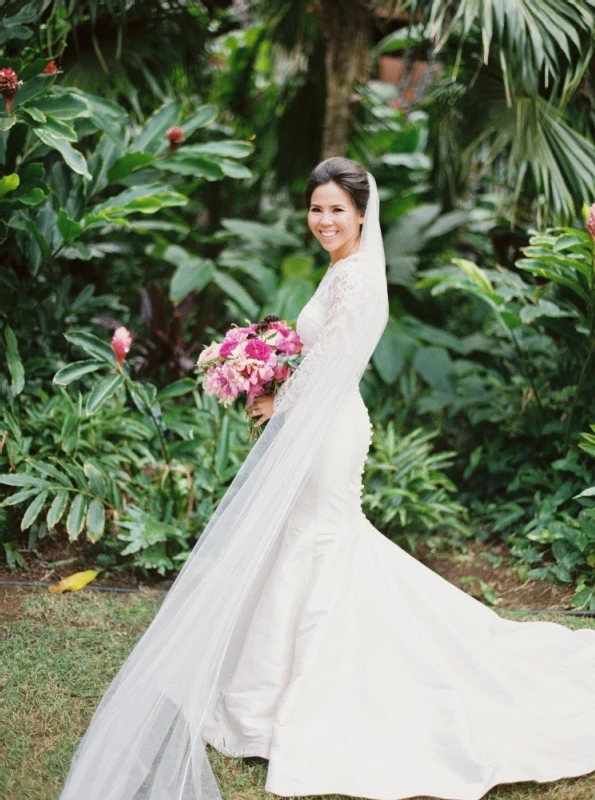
[244,338,274,362]
[111,326,132,367]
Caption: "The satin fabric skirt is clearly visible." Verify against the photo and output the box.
[202,389,595,800]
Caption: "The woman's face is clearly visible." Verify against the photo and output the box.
[307,181,364,262]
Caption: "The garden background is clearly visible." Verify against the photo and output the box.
[3,2,595,797]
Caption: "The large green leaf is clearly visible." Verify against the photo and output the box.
[53,360,106,386]
[182,141,254,159]
[86,373,124,415]
[64,331,117,364]
[170,259,216,304]
[47,491,69,528]
[66,494,88,541]
[212,272,259,317]
[21,491,49,531]
[85,183,188,223]
[86,499,106,541]
[131,101,180,153]
[154,155,224,180]
[34,90,93,120]
[33,128,91,180]
[4,325,25,394]
[221,218,301,247]
[107,152,155,183]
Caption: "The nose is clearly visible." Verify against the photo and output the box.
[320,211,333,227]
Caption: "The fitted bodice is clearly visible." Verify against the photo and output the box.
[295,289,327,357]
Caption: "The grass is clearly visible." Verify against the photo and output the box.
[2,589,595,800]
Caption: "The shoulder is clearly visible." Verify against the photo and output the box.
[327,251,375,292]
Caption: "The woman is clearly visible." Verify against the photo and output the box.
[59,159,595,800]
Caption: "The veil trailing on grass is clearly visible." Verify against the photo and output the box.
[59,172,389,800]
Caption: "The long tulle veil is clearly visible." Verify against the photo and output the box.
[59,171,389,800]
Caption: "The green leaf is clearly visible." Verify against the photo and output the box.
[86,499,106,540]
[222,218,301,247]
[56,209,84,243]
[86,373,124,414]
[19,106,46,123]
[64,331,117,364]
[47,491,69,528]
[154,155,224,180]
[4,325,25,394]
[0,487,42,507]
[131,101,180,153]
[0,474,50,488]
[185,141,254,159]
[34,91,93,120]
[180,105,217,136]
[42,115,77,141]
[169,259,216,304]
[66,494,88,541]
[0,173,19,199]
[0,117,16,131]
[21,491,49,531]
[156,378,197,400]
[33,128,91,180]
[53,359,106,385]
[212,272,258,317]
[83,463,107,498]
[29,461,71,486]
[13,75,54,108]
[85,183,188,223]
[107,152,155,183]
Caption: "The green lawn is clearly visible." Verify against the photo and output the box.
[2,589,595,800]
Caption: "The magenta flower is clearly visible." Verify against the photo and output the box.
[111,326,132,367]
[244,338,274,362]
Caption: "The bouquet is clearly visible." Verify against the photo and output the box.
[196,315,303,439]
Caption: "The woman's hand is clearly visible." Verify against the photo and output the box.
[246,394,275,427]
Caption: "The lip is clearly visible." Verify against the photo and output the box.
[319,231,339,238]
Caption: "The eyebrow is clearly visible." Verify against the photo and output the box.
[310,203,346,208]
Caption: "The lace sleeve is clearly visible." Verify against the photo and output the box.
[272,254,373,415]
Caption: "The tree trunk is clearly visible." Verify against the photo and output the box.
[318,1,369,159]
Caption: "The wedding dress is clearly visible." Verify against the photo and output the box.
[58,173,595,800]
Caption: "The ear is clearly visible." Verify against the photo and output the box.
[358,212,365,225]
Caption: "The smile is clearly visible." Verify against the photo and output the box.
[320,231,338,238]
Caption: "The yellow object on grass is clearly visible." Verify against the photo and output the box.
[48,569,100,593]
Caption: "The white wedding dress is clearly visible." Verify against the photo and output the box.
[58,174,595,800]
[201,268,595,800]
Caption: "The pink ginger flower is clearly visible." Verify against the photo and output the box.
[0,67,19,114]
[111,326,132,367]
[44,61,58,74]
[586,204,595,240]
[166,126,184,152]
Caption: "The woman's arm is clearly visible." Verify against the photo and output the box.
[272,254,373,416]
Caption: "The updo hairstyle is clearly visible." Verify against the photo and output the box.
[304,157,369,216]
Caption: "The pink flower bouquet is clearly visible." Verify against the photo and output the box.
[196,315,302,436]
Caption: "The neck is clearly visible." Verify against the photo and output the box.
[329,237,361,267]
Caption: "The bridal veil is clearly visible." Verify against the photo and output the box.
[59,171,389,800]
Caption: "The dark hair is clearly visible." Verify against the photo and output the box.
[304,157,369,215]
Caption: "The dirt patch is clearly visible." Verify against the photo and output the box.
[415,538,575,610]
[0,531,576,625]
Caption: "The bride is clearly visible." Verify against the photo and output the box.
[59,158,595,800]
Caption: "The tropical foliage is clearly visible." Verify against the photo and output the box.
[3,0,595,612]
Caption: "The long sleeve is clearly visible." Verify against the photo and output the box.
[272,254,375,416]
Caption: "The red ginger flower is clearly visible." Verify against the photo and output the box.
[111,326,132,367]
[0,67,19,113]
[586,204,595,241]
[166,126,184,152]
[43,61,58,75]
